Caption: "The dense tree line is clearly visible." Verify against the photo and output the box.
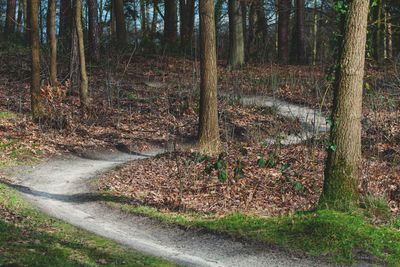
[0,0,393,211]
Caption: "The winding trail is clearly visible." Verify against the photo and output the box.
[6,95,332,267]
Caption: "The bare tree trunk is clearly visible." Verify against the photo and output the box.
[17,0,24,34]
[228,0,245,69]
[5,0,16,36]
[385,7,393,60]
[25,0,31,42]
[179,0,195,49]
[248,0,266,58]
[88,0,100,61]
[278,0,291,64]
[60,0,72,50]
[47,0,57,87]
[75,0,89,107]
[198,0,220,155]
[320,0,369,211]
[164,0,177,46]
[113,0,127,44]
[140,0,146,36]
[30,0,43,120]
[290,0,306,64]
[151,0,158,37]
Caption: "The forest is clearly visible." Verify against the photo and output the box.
[0,0,399,266]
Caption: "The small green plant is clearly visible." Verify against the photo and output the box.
[234,159,245,180]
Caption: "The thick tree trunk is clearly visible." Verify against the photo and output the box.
[198,0,220,155]
[30,0,43,120]
[290,0,306,64]
[88,0,100,61]
[75,0,89,107]
[164,0,177,45]
[5,0,17,35]
[320,0,369,211]
[228,0,245,69]
[60,0,72,50]
[278,0,291,64]
[113,0,127,44]
[179,0,195,49]
[47,0,57,87]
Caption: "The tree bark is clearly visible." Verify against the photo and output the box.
[88,0,100,61]
[164,0,177,45]
[30,0,43,120]
[17,0,24,34]
[113,0,127,44]
[179,0,195,49]
[151,0,159,37]
[5,0,17,35]
[74,0,89,107]
[228,0,245,69]
[249,0,266,58]
[47,0,57,87]
[198,0,220,155]
[320,0,369,211]
[60,0,72,50]
[278,0,291,64]
[290,0,306,64]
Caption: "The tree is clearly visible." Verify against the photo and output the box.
[277,0,291,64]
[60,0,72,50]
[30,0,43,120]
[16,0,24,34]
[88,0,101,61]
[290,0,306,64]
[75,0,89,107]
[198,0,221,155]
[5,0,16,35]
[113,0,127,44]
[179,0,195,49]
[228,0,245,69]
[47,0,57,87]
[164,0,177,45]
[248,0,267,58]
[319,0,369,211]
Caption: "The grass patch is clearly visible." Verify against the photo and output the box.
[0,183,176,267]
[0,111,17,120]
[117,203,400,265]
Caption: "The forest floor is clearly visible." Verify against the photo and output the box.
[0,42,399,265]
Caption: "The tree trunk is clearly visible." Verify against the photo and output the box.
[151,0,158,37]
[319,0,369,211]
[88,0,101,61]
[47,0,57,87]
[30,0,43,120]
[228,0,245,69]
[179,0,195,49]
[5,0,17,35]
[60,0,72,50]
[198,0,220,155]
[75,0,89,107]
[278,0,291,64]
[164,0,177,46]
[140,0,146,36]
[17,0,24,34]
[372,0,384,63]
[290,0,306,64]
[25,0,31,42]
[113,0,127,44]
[385,7,393,60]
[248,0,266,58]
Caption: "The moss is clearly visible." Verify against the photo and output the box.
[319,158,359,212]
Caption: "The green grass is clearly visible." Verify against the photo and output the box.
[117,203,400,265]
[0,183,176,267]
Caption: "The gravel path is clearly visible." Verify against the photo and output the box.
[5,96,333,267]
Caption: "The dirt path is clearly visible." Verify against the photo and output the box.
[5,96,333,267]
